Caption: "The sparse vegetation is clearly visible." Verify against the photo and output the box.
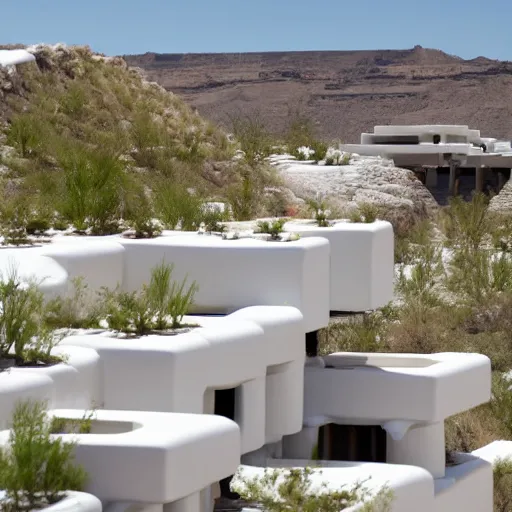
[231,466,392,511]
[0,400,87,511]
[317,193,512,505]
[101,261,198,335]
[256,218,287,240]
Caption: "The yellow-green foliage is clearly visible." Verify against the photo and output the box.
[1,45,238,235]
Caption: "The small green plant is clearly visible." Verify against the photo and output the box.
[50,408,96,435]
[44,277,102,330]
[100,262,198,334]
[231,466,392,511]
[0,400,87,511]
[257,218,287,240]
[349,203,379,223]
[201,205,229,233]
[307,198,331,227]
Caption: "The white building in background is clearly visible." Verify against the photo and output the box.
[340,125,512,195]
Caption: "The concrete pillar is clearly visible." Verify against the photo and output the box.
[425,168,438,188]
[386,422,445,478]
[282,426,319,460]
[163,492,200,512]
[448,162,459,196]
[475,166,485,193]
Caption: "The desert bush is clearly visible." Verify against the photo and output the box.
[55,142,126,234]
[440,193,490,250]
[201,205,229,233]
[256,218,287,240]
[101,262,198,334]
[153,182,203,230]
[6,114,46,158]
[0,400,86,511]
[231,466,392,511]
[319,314,386,355]
[227,174,259,221]
[0,267,64,365]
[307,198,331,227]
[493,458,512,512]
[230,113,273,166]
[44,277,101,330]
[348,203,379,224]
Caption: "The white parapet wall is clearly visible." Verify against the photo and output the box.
[283,219,394,311]
[117,235,330,332]
[0,409,240,508]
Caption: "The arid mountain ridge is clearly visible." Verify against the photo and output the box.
[123,45,512,143]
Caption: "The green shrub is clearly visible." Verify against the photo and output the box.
[153,183,203,231]
[230,113,273,166]
[257,218,287,240]
[231,466,392,511]
[227,174,259,221]
[0,400,87,510]
[44,277,101,330]
[349,203,379,223]
[493,458,512,512]
[307,198,331,227]
[6,114,45,158]
[56,142,126,234]
[100,262,198,334]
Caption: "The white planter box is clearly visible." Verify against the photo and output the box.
[3,408,240,505]
[61,307,304,453]
[284,219,394,312]
[40,240,125,296]
[118,235,330,332]
[305,352,490,426]
[0,370,54,429]
[0,248,67,299]
[434,452,492,512]
[14,345,101,410]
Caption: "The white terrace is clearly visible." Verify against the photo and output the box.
[0,222,504,512]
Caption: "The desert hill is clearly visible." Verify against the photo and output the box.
[124,46,512,142]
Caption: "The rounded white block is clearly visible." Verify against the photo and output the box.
[435,452,492,512]
[118,235,330,332]
[0,370,54,428]
[44,409,241,504]
[0,249,68,299]
[14,346,102,410]
[41,491,102,511]
[284,220,394,312]
[40,240,125,295]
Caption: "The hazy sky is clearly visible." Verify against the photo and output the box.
[2,0,512,60]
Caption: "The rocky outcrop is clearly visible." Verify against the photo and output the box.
[489,179,512,213]
[274,155,438,233]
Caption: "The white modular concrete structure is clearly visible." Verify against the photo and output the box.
[60,306,305,454]
[0,408,240,509]
[284,352,490,478]
[0,370,54,429]
[117,235,330,332]
[2,234,330,332]
[283,219,394,311]
[13,346,102,410]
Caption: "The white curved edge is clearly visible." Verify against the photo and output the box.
[38,491,102,511]
[0,49,36,67]
[232,459,435,512]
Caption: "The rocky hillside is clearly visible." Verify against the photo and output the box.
[0,44,287,237]
[124,46,512,142]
